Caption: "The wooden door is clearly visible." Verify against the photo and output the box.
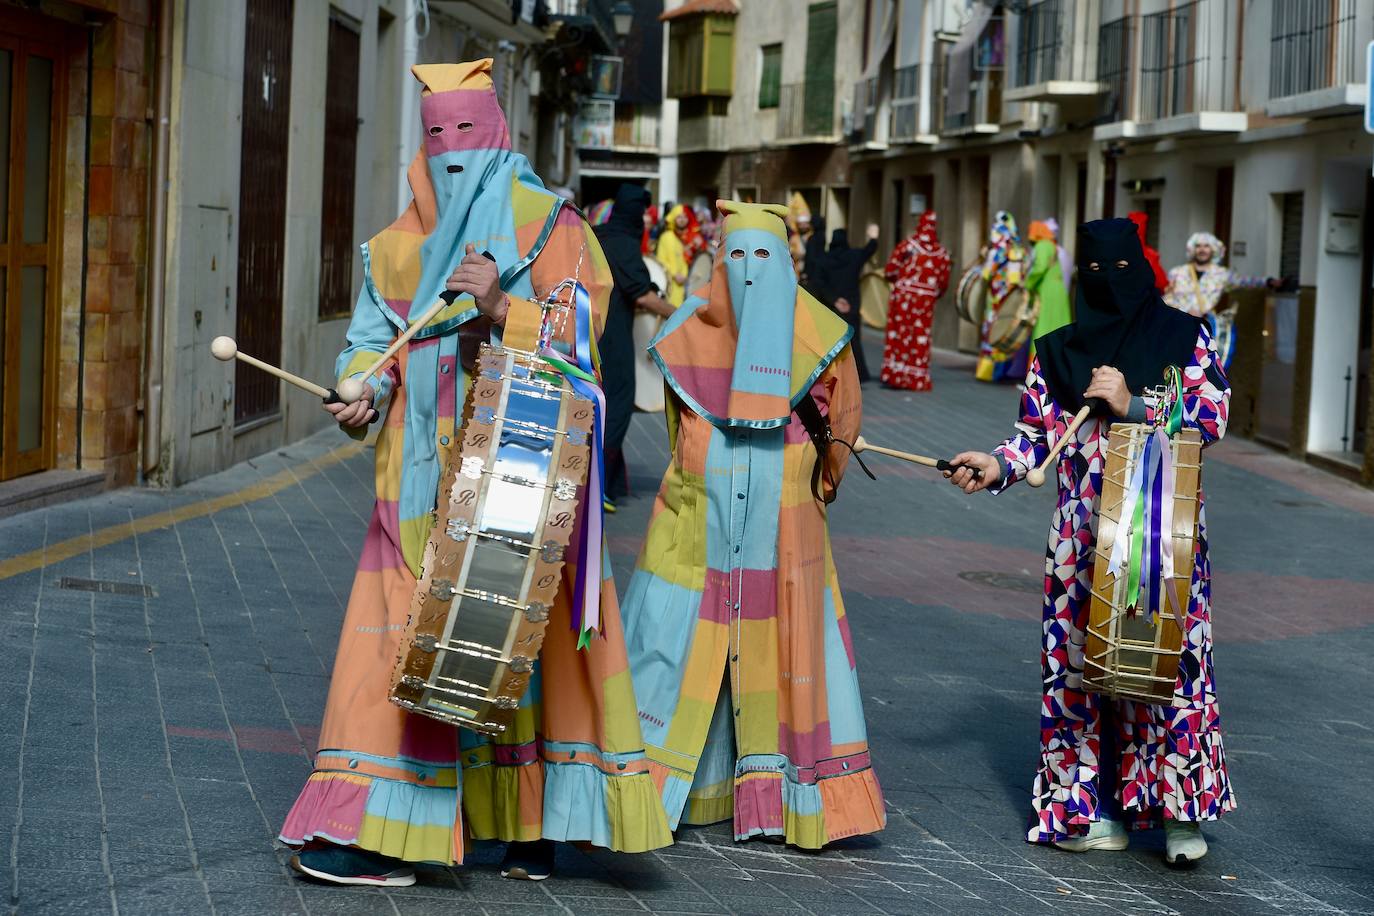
[234,0,294,425]
[0,23,64,480]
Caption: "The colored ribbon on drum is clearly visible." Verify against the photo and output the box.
[1107,367,1187,626]
[539,282,604,649]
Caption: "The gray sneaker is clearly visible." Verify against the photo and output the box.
[1164,821,1208,866]
[1052,818,1129,852]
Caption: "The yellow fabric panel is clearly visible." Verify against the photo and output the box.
[374,425,404,502]
[357,812,456,866]
[411,59,493,94]
[682,780,734,826]
[366,231,424,302]
[662,693,720,759]
[718,199,790,241]
[503,295,544,352]
[461,763,543,842]
[605,774,676,852]
[638,470,708,591]
[600,668,645,752]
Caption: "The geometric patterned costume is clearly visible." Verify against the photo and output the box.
[987,327,1236,843]
[880,212,950,391]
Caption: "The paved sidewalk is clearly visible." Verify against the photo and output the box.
[2,337,1372,915]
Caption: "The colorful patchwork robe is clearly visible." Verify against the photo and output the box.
[620,201,886,849]
[988,327,1236,843]
[278,60,671,865]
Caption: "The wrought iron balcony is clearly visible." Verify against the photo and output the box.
[1266,0,1368,118]
[1006,0,1104,102]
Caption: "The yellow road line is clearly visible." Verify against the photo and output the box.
[0,442,366,582]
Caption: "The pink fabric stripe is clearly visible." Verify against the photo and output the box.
[699,568,777,624]
[422,90,511,154]
[661,363,731,417]
[357,502,406,572]
[733,776,784,836]
[778,722,834,769]
[490,741,540,767]
[436,354,458,420]
[280,776,367,844]
[814,750,872,780]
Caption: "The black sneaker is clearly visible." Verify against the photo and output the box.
[290,844,416,887]
[500,839,555,881]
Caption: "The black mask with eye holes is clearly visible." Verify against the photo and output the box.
[1036,218,1204,415]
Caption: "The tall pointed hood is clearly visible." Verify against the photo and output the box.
[360,59,564,339]
[649,200,852,428]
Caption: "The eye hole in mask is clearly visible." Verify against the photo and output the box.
[729,248,745,260]
[1087,262,1101,272]
[1115,259,1130,269]
[753,248,771,259]
[457,121,475,132]
[428,125,444,136]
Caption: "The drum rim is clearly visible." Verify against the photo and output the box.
[985,288,1040,351]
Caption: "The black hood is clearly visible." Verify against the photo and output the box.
[604,183,650,237]
[829,228,849,251]
[1036,218,1203,414]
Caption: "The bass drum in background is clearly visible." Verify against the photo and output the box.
[984,286,1039,354]
[955,261,988,325]
[633,256,668,413]
[859,267,890,329]
[1206,306,1237,371]
[686,251,713,296]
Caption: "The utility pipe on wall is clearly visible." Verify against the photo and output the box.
[142,0,173,477]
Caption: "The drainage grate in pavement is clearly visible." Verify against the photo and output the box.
[957,570,1043,593]
[58,577,156,598]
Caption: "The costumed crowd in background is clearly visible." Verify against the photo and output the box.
[268,56,1295,895]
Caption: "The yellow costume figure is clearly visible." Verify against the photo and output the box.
[656,205,692,308]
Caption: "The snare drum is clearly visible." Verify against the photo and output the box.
[1083,423,1202,706]
[390,343,595,735]
[859,267,890,329]
[687,251,713,295]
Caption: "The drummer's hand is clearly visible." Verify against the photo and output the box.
[834,297,852,314]
[447,243,508,324]
[326,384,376,427]
[945,452,1000,494]
[1084,366,1130,417]
[673,273,687,285]
[636,290,674,318]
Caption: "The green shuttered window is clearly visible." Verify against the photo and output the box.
[758,43,782,109]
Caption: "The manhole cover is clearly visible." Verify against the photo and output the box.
[59,577,155,598]
[957,570,1042,594]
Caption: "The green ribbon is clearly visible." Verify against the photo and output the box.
[539,353,597,384]
[1160,365,1184,435]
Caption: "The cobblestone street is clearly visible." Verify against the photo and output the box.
[2,340,1372,915]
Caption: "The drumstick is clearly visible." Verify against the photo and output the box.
[853,436,982,479]
[1026,403,1094,487]
[210,336,342,403]
[337,251,496,404]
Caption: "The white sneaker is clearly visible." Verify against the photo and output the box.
[1053,818,1129,852]
[1164,821,1208,865]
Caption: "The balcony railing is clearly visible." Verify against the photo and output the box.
[850,77,879,144]
[1137,0,1235,121]
[1269,0,1359,99]
[936,56,1002,133]
[776,80,841,141]
[888,63,928,142]
[1098,15,1132,121]
[1014,0,1063,86]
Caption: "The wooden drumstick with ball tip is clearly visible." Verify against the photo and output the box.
[210,336,345,404]
[336,251,497,404]
[1026,403,1094,487]
[853,436,982,479]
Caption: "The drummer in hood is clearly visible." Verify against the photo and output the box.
[279,62,672,887]
[945,217,1234,867]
